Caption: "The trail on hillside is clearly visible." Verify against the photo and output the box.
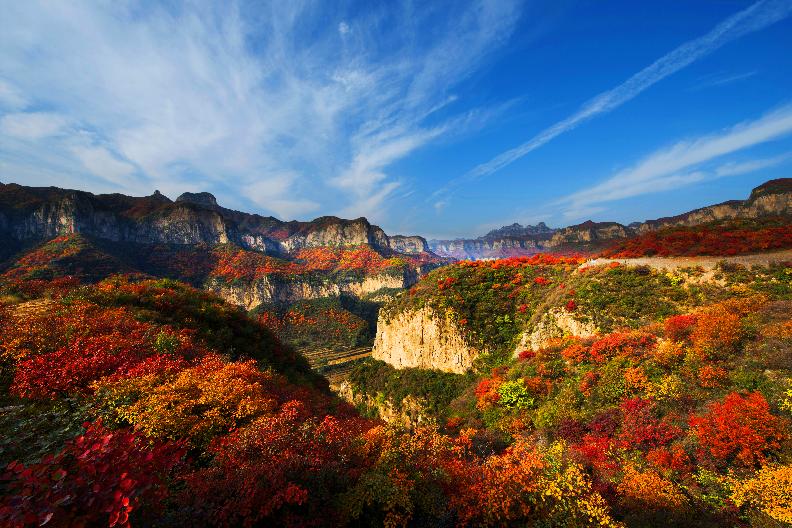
[586,248,792,272]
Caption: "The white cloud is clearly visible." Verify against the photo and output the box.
[0,0,522,225]
[71,145,137,188]
[245,176,321,220]
[0,81,29,110]
[1,112,66,139]
[554,103,792,217]
[430,0,792,202]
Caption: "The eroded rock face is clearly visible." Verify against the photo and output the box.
[430,237,542,260]
[335,381,429,430]
[276,218,392,252]
[388,235,429,254]
[635,189,792,234]
[548,221,632,246]
[512,309,597,356]
[12,192,122,241]
[128,203,234,245]
[209,269,420,311]
[372,307,484,374]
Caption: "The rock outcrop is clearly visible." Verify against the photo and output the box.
[388,235,429,254]
[480,222,557,239]
[512,309,597,356]
[372,307,484,374]
[548,221,632,246]
[209,268,421,311]
[430,236,543,260]
[635,178,792,234]
[336,381,430,430]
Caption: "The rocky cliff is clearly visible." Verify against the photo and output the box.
[209,268,421,311]
[1,184,438,259]
[176,192,431,255]
[548,221,632,246]
[387,235,429,254]
[635,178,792,234]
[372,307,484,374]
[480,221,557,239]
[512,309,597,356]
[430,236,543,260]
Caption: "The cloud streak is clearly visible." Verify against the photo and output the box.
[554,103,792,219]
[431,0,792,204]
[0,0,521,224]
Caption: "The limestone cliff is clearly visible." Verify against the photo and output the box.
[279,218,390,252]
[430,236,543,260]
[548,221,632,246]
[1,184,442,260]
[372,307,484,374]
[635,178,792,234]
[387,235,430,254]
[209,268,420,311]
[512,309,597,356]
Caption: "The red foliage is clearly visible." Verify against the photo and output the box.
[664,314,698,342]
[588,331,656,363]
[178,401,375,527]
[690,392,790,469]
[518,349,535,360]
[602,217,792,258]
[0,422,185,528]
[565,300,578,311]
[618,398,682,451]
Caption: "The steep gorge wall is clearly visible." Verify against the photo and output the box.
[210,269,421,311]
[372,307,485,374]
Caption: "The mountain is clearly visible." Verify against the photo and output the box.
[429,178,792,259]
[0,183,450,312]
[479,222,557,239]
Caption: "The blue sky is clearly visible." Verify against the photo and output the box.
[1,0,791,240]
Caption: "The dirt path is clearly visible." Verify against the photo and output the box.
[582,249,792,273]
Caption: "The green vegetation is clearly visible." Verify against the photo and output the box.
[348,357,477,417]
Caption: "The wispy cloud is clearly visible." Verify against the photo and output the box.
[554,103,792,219]
[430,0,792,205]
[0,0,521,225]
[690,71,758,91]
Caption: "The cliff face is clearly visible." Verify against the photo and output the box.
[10,191,122,241]
[430,236,542,260]
[5,191,241,247]
[336,382,429,430]
[1,184,439,260]
[512,309,597,356]
[635,180,792,234]
[209,269,420,311]
[279,219,390,252]
[372,307,484,374]
[388,235,429,254]
[548,221,632,246]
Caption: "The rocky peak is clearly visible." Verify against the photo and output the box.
[150,190,172,203]
[176,191,218,209]
[549,220,632,246]
[479,221,557,239]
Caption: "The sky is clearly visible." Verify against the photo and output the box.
[1,0,791,241]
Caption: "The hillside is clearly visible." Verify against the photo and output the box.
[348,246,792,527]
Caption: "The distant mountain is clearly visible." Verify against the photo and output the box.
[429,178,792,260]
[479,222,557,239]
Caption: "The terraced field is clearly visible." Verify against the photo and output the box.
[301,346,372,387]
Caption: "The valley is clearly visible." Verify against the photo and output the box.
[1,179,791,527]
